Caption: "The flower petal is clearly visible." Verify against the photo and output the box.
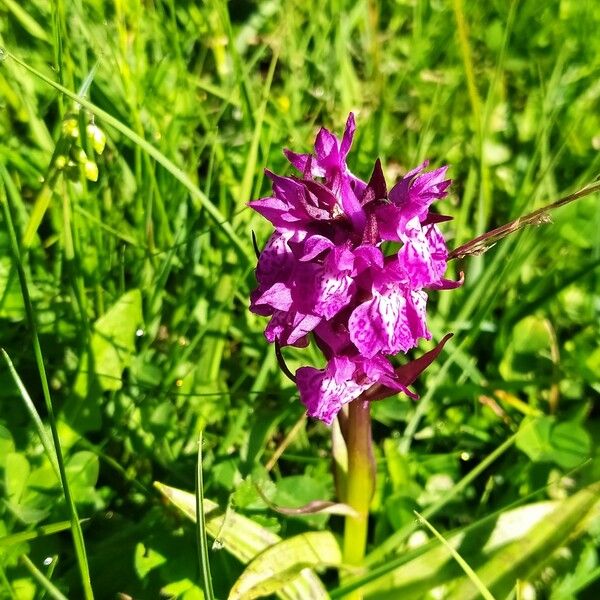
[297,356,370,425]
[265,310,321,347]
[398,220,448,288]
[254,231,294,289]
[349,283,430,358]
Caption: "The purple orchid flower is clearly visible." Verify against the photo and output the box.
[249,113,460,424]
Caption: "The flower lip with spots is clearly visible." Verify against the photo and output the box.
[249,113,461,424]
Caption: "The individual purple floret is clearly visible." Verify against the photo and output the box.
[249,114,460,424]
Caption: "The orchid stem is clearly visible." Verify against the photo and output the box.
[342,399,374,599]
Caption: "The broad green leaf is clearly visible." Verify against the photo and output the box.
[87,289,143,392]
[66,290,142,432]
[5,453,30,503]
[447,482,600,599]
[134,542,167,579]
[0,426,15,468]
[273,475,332,528]
[229,531,342,600]
[516,416,591,468]
[154,482,330,600]
[361,483,600,599]
[73,289,143,396]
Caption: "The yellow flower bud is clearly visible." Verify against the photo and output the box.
[86,123,106,154]
[84,161,98,182]
[62,117,79,138]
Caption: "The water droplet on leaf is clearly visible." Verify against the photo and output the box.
[212,538,224,550]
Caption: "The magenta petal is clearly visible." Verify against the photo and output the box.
[398,220,448,288]
[314,127,340,171]
[348,288,411,358]
[349,283,430,358]
[353,245,385,271]
[265,310,321,347]
[255,232,294,289]
[314,271,355,319]
[254,282,293,311]
[283,149,317,175]
[429,272,464,290]
[339,112,356,159]
[299,235,336,261]
[297,357,370,425]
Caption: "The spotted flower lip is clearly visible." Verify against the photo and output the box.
[249,113,461,424]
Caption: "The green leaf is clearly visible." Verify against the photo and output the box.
[229,531,342,600]
[358,483,600,599]
[516,416,591,468]
[5,453,30,503]
[446,482,600,599]
[154,482,330,600]
[67,290,142,432]
[86,289,143,392]
[273,475,332,527]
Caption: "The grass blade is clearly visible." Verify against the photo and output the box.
[0,521,80,548]
[20,555,68,600]
[414,511,496,600]
[0,176,94,599]
[1,349,60,480]
[3,49,253,264]
[195,433,215,600]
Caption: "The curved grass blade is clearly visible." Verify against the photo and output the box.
[195,433,215,600]
[3,49,253,264]
[414,511,496,600]
[0,177,94,599]
[332,460,592,598]
[1,349,60,479]
[19,555,68,600]
[446,481,600,600]
[0,520,84,548]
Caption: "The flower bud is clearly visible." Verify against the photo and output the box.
[62,117,79,138]
[84,161,99,182]
[86,123,106,154]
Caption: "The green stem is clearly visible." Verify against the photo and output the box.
[342,400,375,599]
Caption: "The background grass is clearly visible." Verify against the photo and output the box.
[0,0,599,598]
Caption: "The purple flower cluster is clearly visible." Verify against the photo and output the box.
[249,114,460,425]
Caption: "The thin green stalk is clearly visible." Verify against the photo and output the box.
[342,400,375,600]
[0,564,17,600]
[1,349,60,479]
[415,511,496,600]
[0,521,75,548]
[0,178,94,599]
[195,432,215,600]
[20,555,68,600]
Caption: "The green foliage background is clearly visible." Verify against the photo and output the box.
[0,0,599,598]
